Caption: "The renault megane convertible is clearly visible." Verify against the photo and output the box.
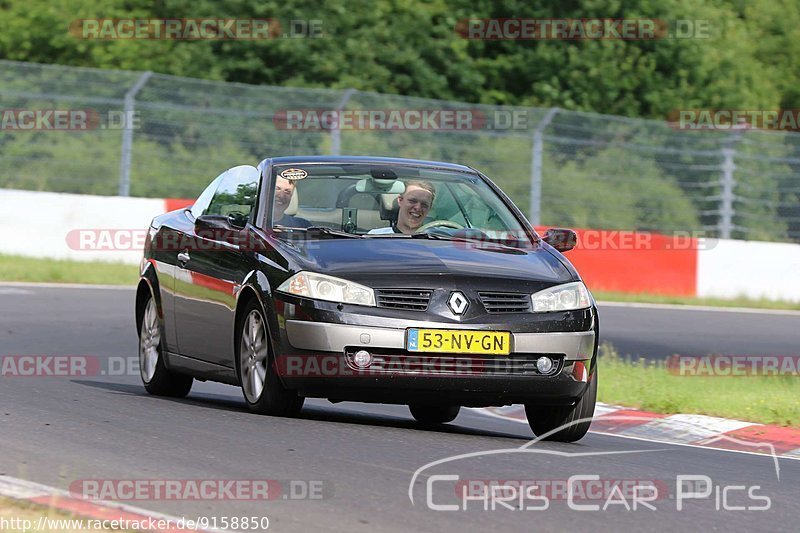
[136,156,598,441]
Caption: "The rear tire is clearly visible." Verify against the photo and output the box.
[524,367,597,442]
[237,299,304,416]
[138,295,193,398]
[409,404,460,425]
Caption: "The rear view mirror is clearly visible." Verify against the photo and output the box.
[542,228,577,252]
[370,167,398,180]
[356,177,405,194]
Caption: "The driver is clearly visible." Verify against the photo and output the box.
[368,180,435,234]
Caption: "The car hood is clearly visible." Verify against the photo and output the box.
[273,237,574,286]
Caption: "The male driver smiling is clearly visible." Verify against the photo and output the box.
[369,180,436,234]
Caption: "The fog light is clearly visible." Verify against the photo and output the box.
[353,350,372,368]
[536,356,554,374]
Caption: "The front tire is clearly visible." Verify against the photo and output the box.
[409,404,461,425]
[524,367,597,442]
[237,300,304,416]
[138,295,193,397]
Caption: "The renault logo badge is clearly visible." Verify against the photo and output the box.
[447,291,468,315]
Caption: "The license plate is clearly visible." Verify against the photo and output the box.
[407,329,511,355]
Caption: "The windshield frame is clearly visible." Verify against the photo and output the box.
[259,159,540,245]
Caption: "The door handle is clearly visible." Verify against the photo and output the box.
[177,251,190,265]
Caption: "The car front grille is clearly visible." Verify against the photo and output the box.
[345,349,563,376]
[478,291,531,313]
[375,289,432,311]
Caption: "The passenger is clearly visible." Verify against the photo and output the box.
[368,180,435,234]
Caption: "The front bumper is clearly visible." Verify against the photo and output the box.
[277,319,596,407]
[285,320,595,360]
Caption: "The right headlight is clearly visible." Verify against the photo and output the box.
[277,272,376,307]
[531,282,591,312]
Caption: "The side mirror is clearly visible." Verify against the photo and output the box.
[542,228,577,253]
[195,214,244,245]
[195,214,233,231]
[226,211,249,229]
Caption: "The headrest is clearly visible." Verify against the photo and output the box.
[380,193,399,212]
[284,188,299,215]
[379,193,400,221]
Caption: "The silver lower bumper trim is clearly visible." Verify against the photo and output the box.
[285,320,595,360]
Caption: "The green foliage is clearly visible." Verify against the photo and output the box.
[542,147,699,230]
[2,0,799,116]
[0,130,255,198]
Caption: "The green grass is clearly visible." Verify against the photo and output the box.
[0,254,138,285]
[593,290,800,311]
[598,343,800,427]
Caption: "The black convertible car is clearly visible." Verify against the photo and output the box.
[136,156,598,441]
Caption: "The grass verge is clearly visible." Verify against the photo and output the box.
[593,290,800,311]
[0,496,137,532]
[0,254,138,285]
[598,343,800,427]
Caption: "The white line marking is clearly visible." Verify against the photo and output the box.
[589,430,800,463]
[0,281,134,290]
[0,475,227,533]
[475,408,800,462]
[0,476,52,499]
[621,415,756,443]
[597,300,800,316]
[0,288,34,295]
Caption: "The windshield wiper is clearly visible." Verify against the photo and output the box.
[306,225,362,238]
[409,231,528,253]
[273,225,362,239]
[408,231,447,239]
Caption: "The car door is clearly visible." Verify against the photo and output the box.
[173,165,260,367]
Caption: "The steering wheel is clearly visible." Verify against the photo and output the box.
[417,220,464,232]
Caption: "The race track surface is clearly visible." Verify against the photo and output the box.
[1,284,797,531]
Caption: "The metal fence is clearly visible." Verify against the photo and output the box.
[1,59,799,242]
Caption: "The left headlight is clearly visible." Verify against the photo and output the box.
[277,272,376,307]
[531,282,591,312]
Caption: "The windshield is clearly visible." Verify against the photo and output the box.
[269,163,533,246]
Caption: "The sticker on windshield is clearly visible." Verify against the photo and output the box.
[279,168,308,181]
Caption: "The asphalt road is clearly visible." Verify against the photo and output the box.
[598,301,800,360]
[1,284,798,532]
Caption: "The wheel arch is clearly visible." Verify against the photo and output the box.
[135,264,161,335]
[233,270,277,379]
